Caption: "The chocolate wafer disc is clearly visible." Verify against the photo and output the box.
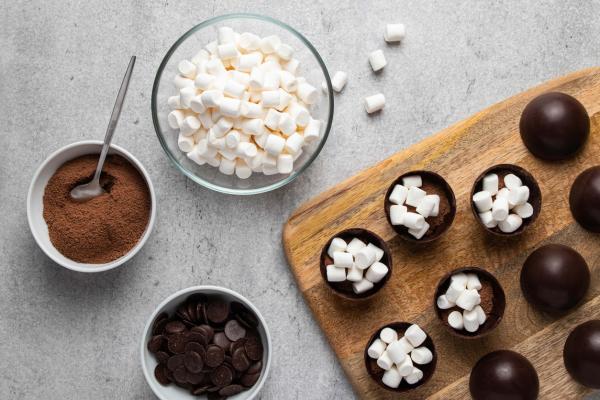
[205,345,225,368]
[184,351,204,373]
[154,364,170,385]
[210,364,234,387]
[167,354,185,371]
[165,321,186,334]
[147,335,165,353]
[219,384,244,396]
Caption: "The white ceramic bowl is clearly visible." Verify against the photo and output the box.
[27,140,156,273]
[140,286,272,400]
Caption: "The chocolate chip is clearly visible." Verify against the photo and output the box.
[185,342,205,357]
[206,345,225,368]
[165,321,186,334]
[232,347,251,372]
[195,324,215,341]
[184,351,204,373]
[213,332,231,350]
[244,336,263,361]
[167,354,185,371]
[210,364,233,387]
[219,384,244,396]
[152,313,169,335]
[186,370,205,385]
[207,299,230,324]
[147,335,165,353]
[247,360,262,375]
[188,331,208,345]
[167,333,187,354]
[224,320,246,342]
[156,351,170,364]
[240,371,260,387]
[173,366,188,384]
[154,364,170,385]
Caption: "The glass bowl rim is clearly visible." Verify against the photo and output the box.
[151,12,334,195]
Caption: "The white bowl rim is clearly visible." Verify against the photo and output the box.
[140,285,272,400]
[26,139,157,273]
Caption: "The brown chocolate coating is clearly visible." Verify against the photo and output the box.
[563,320,600,388]
[520,92,590,160]
[469,350,539,400]
[569,166,600,233]
[520,244,590,312]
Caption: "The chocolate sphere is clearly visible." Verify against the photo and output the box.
[520,92,590,160]
[569,166,600,232]
[563,320,600,388]
[520,244,590,312]
[470,350,539,400]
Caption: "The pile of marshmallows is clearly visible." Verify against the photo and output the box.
[367,324,433,388]
[167,26,323,179]
[436,272,487,333]
[473,173,534,233]
[388,175,440,239]
[326,237,389,295]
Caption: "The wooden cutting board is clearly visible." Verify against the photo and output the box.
[283,67,600,399]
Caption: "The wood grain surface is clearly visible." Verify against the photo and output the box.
[283,67,600,399]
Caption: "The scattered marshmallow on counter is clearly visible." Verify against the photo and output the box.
[387,175,441,239]
[325,237,388,294]
[367,324,432,388]
[472,173,533,233]
[365,93,386,114]
[167,26,323,179]
[436,272,487,333]
[369,49,387,72]
[384,23,406,43]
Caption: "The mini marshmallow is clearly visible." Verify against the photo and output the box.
[277,154,293,174]
[288,103,310,126]
[408,221,430,240]
[483,173,499,195]
[333,251,353,268]
[196,139,217,159]
[285,133,304,154]
[411,347,433,365]
[365,262,388,283]
[474,305,487,325]
[406,186,427,207]
[384,23,406,42]
[259,35,281,54]
[186,148,206,166]
[369,49,387,72]
[264,134,286,156]
[279,70,298,92]
[262,164,278,175]
[390,205,408,225]
[498,214,523,233]
[264,109,282,130]
[276,43,294,60]
[504,173,523,190]
[262,70,280,91]
[416,196,436,218]
[366,243,384,262]
[380,327,398,344]
[238,52,263,72]
[473,191,493,212]
[455,289,481,311]
[179,86,196,108]
[249,67,264,90]
[364,93,385,113]
[240,101,263,119]
[463,309,480,333]
[276,89,293,112]
[297,82,319,104]
[497,187,510,200]
[197,111,214,129]
[206,58,226,76]
[238,32,261,51]
[491,197,510,221]
[212,118,233,138]
[353,278,374,294]
[168,95,183,110]
[194,73,215,90]
[168,110,185,129]
[327,237,347,258]
[405,324,426,347]
[261,90,281,108]
[217,27,236,44]
[331,71,348,92]
[235,159,252,179]
[389,185,408,205]
[278,113,296,136]
[448,310,464,330]
[396,354,414,376]
[326,265,346,282]
[479,211,498,228]
[178,133,195,153]
[508,186,530,207]
[426,195,441,217]
[386,340,407,364]
[241,118,264,136]
[450,273,468,288]
[402,212,425,230]
[466,273,482,291]
[225,130,241,149]
[514,202,534,218]
[436,295,455,310]
[283,58,299,74]
[223,79,246,98]
[303,118,322,142]
[367,338,386,359]
[355,246,377,269]
[190,96,206,113]
[397,337,414,354]
[405,367,423,385]
[346,238,366,255]
[445,280,466,303]
[346,265,363,282]
[402,175,422,188]
[181,116,201,136]
[217,43,239,60]
[382,366,402,389]
[174,75,195,89]
[201,90,223,108]
[218,157,235,175]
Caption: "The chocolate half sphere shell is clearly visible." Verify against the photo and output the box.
[469,350,539,400]
[520,92,590,160]
[563,320,600,389]
[520,244,590,312]
[569,166,600,233]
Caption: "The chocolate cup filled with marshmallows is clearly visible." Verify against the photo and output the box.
[384,171,456,243]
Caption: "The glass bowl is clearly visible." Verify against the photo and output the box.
[152,13,334,195]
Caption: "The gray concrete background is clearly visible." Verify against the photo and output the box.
[1,0,599,398]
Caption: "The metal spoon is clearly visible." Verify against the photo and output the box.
[70,56,136,201]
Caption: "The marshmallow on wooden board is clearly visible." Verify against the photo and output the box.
[389,185,408,205]
[405,367,423,385]
[514,202,534,218]
[327,237,347,258]
[466,273,482,290]
[386,340,407,364]
[492,197,510,221]
[416,196,436,218]
[406,186,427,207]
[331,71,348,92]
[504,173,522,190]
[436,295,455,310]
[408,221,430,240]
[333,251,353,268]
[411,347,433,365]
[402,175,422,188]
[455,289,481,311]
[390,205,408,226]
[498,214,523,233]
[178,133,195,153]
[365,262,388,283]
[346,265,363,282]
[277,154,293,174]
[369,49,387,72]
[508,186,530,207]
[382,366,402,389]
[380,327,398,344]
[355,246,377,269]
[346,238,366,255]
[326,265,346,282]
[396,354,414,376]
[403,212,425,230]
[384,23,406,42]
[483,173,499,195]
[479,211,498,228]
[448,311,464,330]
[474,305,487,325]
[463,309,480,332]
[353,278,374,294]
[405,324,426,347]
[367,338,386,359]
[366,243,384,262]
[473,191,493,212]
[364,93,385,113]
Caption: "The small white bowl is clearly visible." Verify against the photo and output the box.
[140,286,272,400]
[27,140,156,273]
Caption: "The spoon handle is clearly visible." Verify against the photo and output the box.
[92,56,136,182]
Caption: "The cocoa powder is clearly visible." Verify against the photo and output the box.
[43,154,151,264]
